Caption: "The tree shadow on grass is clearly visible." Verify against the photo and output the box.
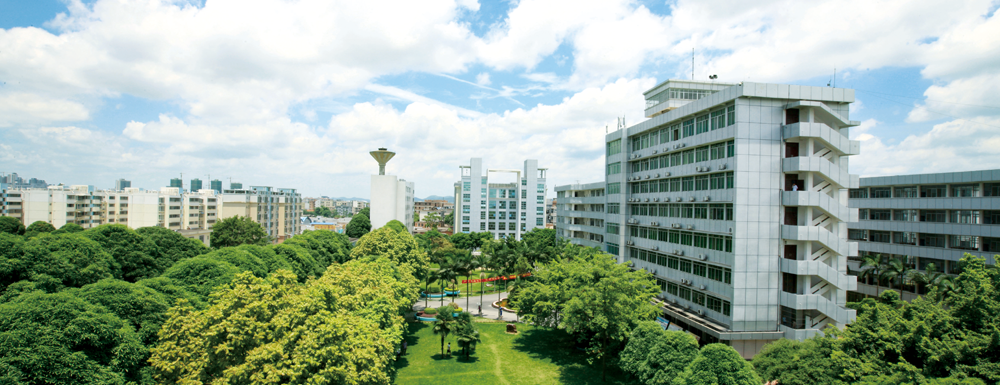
[512,328,634,385]
[393,322,430,370]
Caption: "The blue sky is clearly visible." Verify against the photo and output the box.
[2,0,999,198]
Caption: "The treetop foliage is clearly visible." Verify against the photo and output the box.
[82,224,164,282]
[22,233,115,289]
[24,220,56,239]
[136,226,208,264]
[210,215,269,249]
[384,219,406,233]
[52,222,85,235]
[675,343,761,385]
[0,217,25,236]
[351,227,430,281]
[346,213,372,238]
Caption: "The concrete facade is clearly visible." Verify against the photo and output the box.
[453,158,547,240]
[220,186,302,242]
[847,170,1000,298]
[554,181,607,249]
[370,175,415,233]
[607,80,860,358]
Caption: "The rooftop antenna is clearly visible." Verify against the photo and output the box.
[833,67,837,88]
[691,48,695,80]
[369,147,396,175]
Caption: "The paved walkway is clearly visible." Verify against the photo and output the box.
[411,289,521,322]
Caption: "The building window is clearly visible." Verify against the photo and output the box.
[949,235,980,250]
[606,223,619,234]
[893,232,918,245]
[480,223,486,230]
[606,242,619,255]
[607,162,621,175]
[608,203,620,214]
[607,139,621,156]
[463,194,470,202]
[985,210,1000,225]
[894,186,918,198]
[921,185,947,197]
[607,183,621,194]
[849,188,868,198]
[893,209,918,222]
[848,229,868,240]
[869,230,891,243]
[985,183,1000,197]
[462,205,470,214]
[920,210,946,223]
[871,187,892,198]
[950,210,980,224]
[919,233,946,248]
[951,184,980,197]
[870,210,891,221]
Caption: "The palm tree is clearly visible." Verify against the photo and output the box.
[448,250,474,311]
[454,313,481,359]
[436,262,458,308]
[933,275,958,303]
[432,310,456,357]
[858,253,888,296]
[908,262,945,296]
[882,256,915,297]
[473,252,492,313]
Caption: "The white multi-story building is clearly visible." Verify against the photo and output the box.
[604,79,860,358]
[554,182,606,248]
[370,176,414,233]
[453,158,547,239]
[220,186,302,242]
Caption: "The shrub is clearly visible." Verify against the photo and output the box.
[423,307,439,314]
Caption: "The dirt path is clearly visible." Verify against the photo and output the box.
[487,343,511,385]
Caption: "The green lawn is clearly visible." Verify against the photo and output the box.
[393,322,633,385]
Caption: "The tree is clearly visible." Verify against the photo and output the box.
[675,344,762,385]
[137,276,206,309]
[23,220,56,238]
[51,222,84,235]
[22,233,115,288]
[235,244,293,274]
[454,312,480,358]
[161,257,242,298]
[385,219,407,233]
[351,227,430,284]
[197,247,269,278]
[859,253,888,296]
[423,212,443,229]
[0,291,147,384]
[282,230,351,268]
[909,262,947,296]
[83,224,164,282]
[77,278,171,344]
[359,207,370,219]
[620,321,700,385]
[883,256,915,296]
[443,211,455,229]
[210,216,269,248]
[270,243,322,282]
[753,337,843,385]
[450,232,475,250]
[0,216,25,236]
[0,233,27,289]
[433,308,457,357]
[314,206,333,217]
[151,257,412,384]
[515,249,660,379]
[136,225,208,265]
[346,213,372,238]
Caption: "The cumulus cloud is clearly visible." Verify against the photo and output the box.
[851,118,1000,177]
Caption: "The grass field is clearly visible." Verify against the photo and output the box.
[393,322,633,385]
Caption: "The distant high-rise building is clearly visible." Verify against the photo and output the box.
[2,172,49,189]
[170,178,183,191]
[210,179,223,193]
[115,179,131,190]
[453,158,547,239]
[190,178,203,192]
[230,182,243,189]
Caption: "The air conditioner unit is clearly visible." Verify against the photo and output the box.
[703,196,711,202]
[651,222,658,226]
[652,246,659,251]
[703,166,711,172]
[699,285,706,290]
[653,198,659,202]
[698,254,707,261]
[652,150,658,154]
[697,309,705,316]
[676,250,684,256]
[719,163,727,170]
[627,240,634,245]
[654,173,659,178]
[672,223,680,229]
[671,298,678,304]
[686,225,694,230]
[689,197,696,202]
[663,197,670,202]
[664,172,671,177]
[680,143,686,148]
[673,144,679,149]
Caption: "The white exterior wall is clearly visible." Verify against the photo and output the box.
[371,175,414,232]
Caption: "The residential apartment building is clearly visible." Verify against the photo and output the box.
[554,182,606,248]
[847,170,1000,300]
[220,186,302,242]
[415,199,453,223]
[605,79,860,358]
[453,158,547,240]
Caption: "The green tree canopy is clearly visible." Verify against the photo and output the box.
[283,229,352,268]
[161,257,242,298]
[359,207,370,219]
[675,343,761,385]
[196,247,268,278]
[82,224,163,282]
[51,222,85,235]
[351,227,430,282]
[210,216,269,249]
[77,278,171,345]
[136,226,208,265]
[136,276,207,310]
[346,213,372,238]
[23,220,56,238]
[449,232,474,250]
[620,321,700,385]
[0,233,27,289]
[151,257,412,384]
[0,291,147,384]
[0,217,25,236]
[22,233,115,288]
[269,243,322,282]
[385,219,407,232]
[314,206,333,217]
[515,248,660,379]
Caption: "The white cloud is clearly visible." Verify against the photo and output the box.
[851,117,1000,177]
[476,72,491,86]
[0,92,90,127]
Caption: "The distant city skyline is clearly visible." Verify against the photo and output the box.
[2,1,999,198]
